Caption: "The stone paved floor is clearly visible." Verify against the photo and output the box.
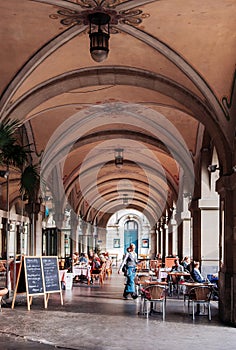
[0,269,236,350]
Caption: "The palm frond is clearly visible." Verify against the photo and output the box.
[0,119,22,149]
[1,144,28,167]
[20,164,40,201]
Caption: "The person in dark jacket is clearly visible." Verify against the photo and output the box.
[191,261,205,282]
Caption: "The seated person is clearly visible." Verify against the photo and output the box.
[168,258,184,294]
[171,258,184,273]
[207,273,219,284]
[181,256,190,272]
[191,261,205,283]
[91,254,101,271]
[99,254,107,264]
[72,252,79,265]
[79,253,88,264]
[90,253,102,283]
[207,273,219,300]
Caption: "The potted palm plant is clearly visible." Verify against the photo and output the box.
[0,118,41,268]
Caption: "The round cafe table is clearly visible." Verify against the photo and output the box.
[168,272,191,297]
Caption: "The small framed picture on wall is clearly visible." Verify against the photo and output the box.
[113,238,120,248]
[142,238,149,248]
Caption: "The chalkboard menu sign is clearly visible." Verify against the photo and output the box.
[24,257,44,295]
[12,256,63,310]
[42,256,60,292]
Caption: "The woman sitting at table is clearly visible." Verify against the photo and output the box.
[191,261,206,283]
[181,256,190,272]
[90,253,101,278]
[72,252,79,265]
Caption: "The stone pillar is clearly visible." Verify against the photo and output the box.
[161,219,166,260]
[198,197,219,276]
[156,223,163,260]
[25,202,42,256]
[170,210,178,256]
[97,226,106,253]
[164,220,169,258]
[54,212,65,258]
[181,195,192,259]
[216,172,236,325]
[70,212,79,254]
[158,222,164,263]
[35,210,43,256]
[150,227,157,258]
[60,230,65,259]
[190,200,201,262]
[82,234,88,253]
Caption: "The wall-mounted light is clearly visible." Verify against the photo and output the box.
[88,12,110,62]
[0,170,9,179]
[232,165,236,173]
[183,192,192,198]
[115,148,123,168]
[207,164,220,172]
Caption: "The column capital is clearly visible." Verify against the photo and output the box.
[216,172,236,194]
[198,198,219,209]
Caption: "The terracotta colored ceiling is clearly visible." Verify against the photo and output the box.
[0,0,235,227]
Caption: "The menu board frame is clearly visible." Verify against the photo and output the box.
[11,256,63,310]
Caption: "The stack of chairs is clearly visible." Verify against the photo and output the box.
[91,263,107,285]
[105,259,112,279]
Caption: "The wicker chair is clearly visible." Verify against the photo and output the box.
[135,274,152,296]
[188,286,212,320]
[105,259,112,279]
[142,285,166,320]
[91,263,106,285]
[149,260,161,278]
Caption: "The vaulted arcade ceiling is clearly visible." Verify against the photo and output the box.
[0,0,235,227]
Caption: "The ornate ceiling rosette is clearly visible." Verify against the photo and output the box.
[69,0,126,8]
[49,0,150,33]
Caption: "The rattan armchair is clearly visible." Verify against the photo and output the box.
[188,286,212,320]
[142,285,166,321]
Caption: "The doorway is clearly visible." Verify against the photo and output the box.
[42,228,58,256]
[124,220,138,254]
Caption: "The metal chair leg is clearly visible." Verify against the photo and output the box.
[162,300,165,321]
[192,301,195,320]
[208,303,211,321]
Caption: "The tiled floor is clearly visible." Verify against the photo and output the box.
[0,268,235,350]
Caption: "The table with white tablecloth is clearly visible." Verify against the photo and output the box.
[59,265,91,287]
[73,265,91,284]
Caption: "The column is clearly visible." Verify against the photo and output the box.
[216,172,236,325]
[164,219,168,258]
[190,200,201,262]
[150,227,157,259]
[181,195,192,259]
[198,197,219,276]
[70,211,79,254]
[35,210,43,256]
[170,207,178,256]
[160,219,166,261]
[157,223,162,257]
